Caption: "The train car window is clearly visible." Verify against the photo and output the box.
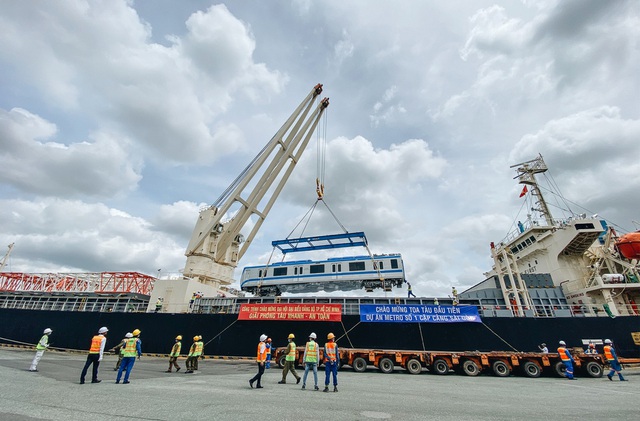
[310,264,325,274]
[338,264,342,272]
[349,262,365,271]
[390,259,398,269]
[378,261,384,270]
[294,267,298,275]
[331,264,336,273]
[259,270,263,278]
[273,267,287,276]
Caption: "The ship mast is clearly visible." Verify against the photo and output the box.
[511,154,554,226]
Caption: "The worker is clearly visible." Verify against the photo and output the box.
[166,335,182,373]
[80,326,108,384]
[112,333,131,371]
[323,332,339,392]
[278,333,301,384]
[604,339,627,381]
[301,332,319,390]
[407,282,416,298]
[557,340,575,380]
[538,343,549,353]
[155,297,163,313]
[185,335,202,373]
[451,287,459,305]
[29,327,52,372]
[584,342,597,354]
[116,328,142,384]
[433,298,439,306]
[249,334,268,389]
[195,335,204,371]
[265,337,272,369]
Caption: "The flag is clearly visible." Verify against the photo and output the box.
[519,185,528,198]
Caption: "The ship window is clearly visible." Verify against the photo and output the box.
[517,244,523,251]
[390,259,399,269]
[525,238,532,246]
[273,267,287,276]
[575,223,595,230]
[310,264,325,274]
[530,236,536,243]
[511,247,519,254]
[349,262,366,271]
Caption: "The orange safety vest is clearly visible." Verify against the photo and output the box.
[89,335,103,353]
[603,345,615,361]
[256,341,267,362]
[557,347,571,361]
[324,342,337,362]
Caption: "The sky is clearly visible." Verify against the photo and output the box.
[1,0,639,297]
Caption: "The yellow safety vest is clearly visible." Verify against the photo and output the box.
[285,341,297,361]
[305,341,318,363]
[123,338,138,357]
[36,335,48,351]
[170,341,181,357]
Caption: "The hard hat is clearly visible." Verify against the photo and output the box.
[197,336,202,341]
[43,328,52,334]
[541,343,546,347]
[260,334,268,342]
[288,333,295,339]
[132,329,141,336]
[98,327,108,334]
[309,332,317,339]
[604,339,612,344]
[558,340,566,346]
[176,335,182,340]
[193,336,199,341]
[327,332,335,340]
[125,332,133,338]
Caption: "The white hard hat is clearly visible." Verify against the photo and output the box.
[604,339,612,344]
[309,332,317,339]
[260,334,267,342]
[98,326,109,334]
[558,340,566,346]
[125,332,133,338]
[43,328,52,334]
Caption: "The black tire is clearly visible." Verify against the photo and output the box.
[379,357,394,374]
[352,357,367,373]
[492,360,510,377]
[554,361,567,377]
[462,359,481,376]
[585,361,603,378]
[277,355,286,369]
[406,358,422,375]
[522,361,541,378]
[432,358,449,375]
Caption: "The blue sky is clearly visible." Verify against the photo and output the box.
[1,0,639,296]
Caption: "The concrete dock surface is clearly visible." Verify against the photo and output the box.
[0,347,638,421]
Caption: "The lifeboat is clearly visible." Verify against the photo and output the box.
[616,231,640,260]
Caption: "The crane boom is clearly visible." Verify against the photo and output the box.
[0,243,14,272]
[183,84,330,287]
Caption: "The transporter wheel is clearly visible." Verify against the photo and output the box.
[432,359,450,375]
[554,361,567,377]
[462,359,481,377]
[406,358,422,375]
[522,361,541,378]
[585,361,603,378]
[492,360,511,377]
[352,357,367,373]
[277,355,286,369]
[379,357,394,374]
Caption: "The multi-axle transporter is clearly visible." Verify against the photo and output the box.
[275,346,639,378]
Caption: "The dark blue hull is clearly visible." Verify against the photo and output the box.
[1,308,638,357]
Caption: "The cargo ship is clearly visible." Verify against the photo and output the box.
[1,86,639,358]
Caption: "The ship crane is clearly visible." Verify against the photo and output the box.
[183,84,330,289]
[0,243,14,272]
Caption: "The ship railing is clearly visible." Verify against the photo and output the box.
[476,303,627,318]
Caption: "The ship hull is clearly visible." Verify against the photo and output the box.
[1,308,638,358]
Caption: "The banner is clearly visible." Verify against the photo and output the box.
[360,304,481,323]
[238,303,342,321]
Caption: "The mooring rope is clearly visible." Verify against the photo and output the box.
[481,323,519,352]
[204,319,238,347]
[0,336,86,353]
[338,320,358,348]
[418,324,426,351]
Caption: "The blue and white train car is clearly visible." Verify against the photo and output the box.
[240,254,405,295]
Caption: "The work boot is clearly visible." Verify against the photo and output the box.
[323,386,329,392]
[607,374,613,381]
[314,385,319,391]
[334,386,338,392]
[301,385,305,390]
[176,367,180,372]
[296,377,301,384]
[91,380,101,383]
[278,380,286,384]
[249,379,254,388]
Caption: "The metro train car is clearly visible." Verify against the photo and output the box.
[240,254,405,295]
